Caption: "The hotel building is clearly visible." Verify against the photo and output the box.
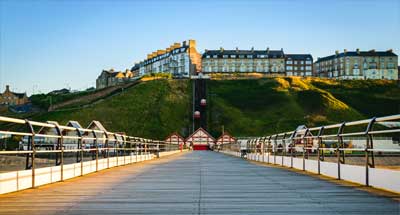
[135,40,201,78]
[201,48,286,75]
[314,49,398,80]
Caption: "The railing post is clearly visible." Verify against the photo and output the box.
[25,120,35,188]
[302,128,309,171]
[282,133,286,166]
[103,131,109,168]
[75,128,83,176]
[91,131,98,172]
[274,135,278,165]
[52,123,63,182]
[365,117,376,186]
[290,131,296,168]
[123,135,126,165]
[261,137,265,162]
[114,133,119,166]
[337,122,346,180]
[316,127,324,175]
[267,136,271,163]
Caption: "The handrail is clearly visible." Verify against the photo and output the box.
[0,115,182,189]
[218,114,400,186]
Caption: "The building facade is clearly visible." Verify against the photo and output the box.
[96,69,137,89]
[314,49,398,80]
[0,85,29,106]
[285,54,313,76]
[136,40,201,78]
[202,48,285,75]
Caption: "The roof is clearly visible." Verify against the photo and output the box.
[66,121,83,129]
[315,50,397,63]
[285,54,313,60]
[38,121,60,134]
[87,120,107,132]
[131,63,140,71]
[202,49,284,59]
[185,127,216,142]
[289,125,313,139]
[12,92,26,99]
[216,132,236,144]
[165,132,185,144]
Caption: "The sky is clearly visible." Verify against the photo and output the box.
[0,0,399,95]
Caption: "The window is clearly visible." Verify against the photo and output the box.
[239,55,245,58]
[213,55,218,58]
[287,60,293,64]
[206,55,210,58]
[223,55,228,58]
[247,55,253,58]
[286,66,293,71]
[306,60,312,64]
[230,55,236,58]
[306,66,312,71]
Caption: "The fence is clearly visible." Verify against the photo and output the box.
[219,114,400,193]
[0,116,182,194]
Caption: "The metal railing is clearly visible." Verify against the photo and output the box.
[220,114,400,186]
[0,116,180,188]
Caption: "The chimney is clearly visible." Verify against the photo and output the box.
[188,40,196,48]
[344,49,347,53]
[182,41,187,46]
[205,49,208,52]
[5,85,10,92]
[251,46,254,52]
[236,47,239,52]
[387,49,393,53]
[356,48,360,54]
[335,50,339,55]
[220,47,224,52]
[267,47,270,53]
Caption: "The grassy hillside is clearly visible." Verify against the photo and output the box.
[1,77,398,140]
[206,77,400,137]
[30,80,192,139]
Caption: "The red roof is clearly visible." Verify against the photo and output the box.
[216,132,236,144]
[165,132,185,144]
[185,127,215,145]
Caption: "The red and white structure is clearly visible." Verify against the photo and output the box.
[216,132,236,146]
[185,128,215,150]
[165,132,186,151]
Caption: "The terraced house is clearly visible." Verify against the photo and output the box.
[201,48,286,75]
[285,54,313,76]
[314,49,398,80]
[136,40,202,78]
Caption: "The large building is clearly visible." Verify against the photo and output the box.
[314,49,398,80]
[285,54,313,77]
[202,48,286,75]
[96,69,136,89]
[136,40,201,78]
[0,85,29,106]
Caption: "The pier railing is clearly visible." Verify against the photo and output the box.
[0,116,181,194]
[219,114,400,193]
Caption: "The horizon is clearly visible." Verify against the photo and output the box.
[1,0,399,95]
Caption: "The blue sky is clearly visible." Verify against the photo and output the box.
[0,0,399,95]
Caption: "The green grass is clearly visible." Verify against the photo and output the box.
[29,80,192,139]
[206,77,399,137]
[1,77,399,140]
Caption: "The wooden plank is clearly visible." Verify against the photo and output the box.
[0,151,398,215]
